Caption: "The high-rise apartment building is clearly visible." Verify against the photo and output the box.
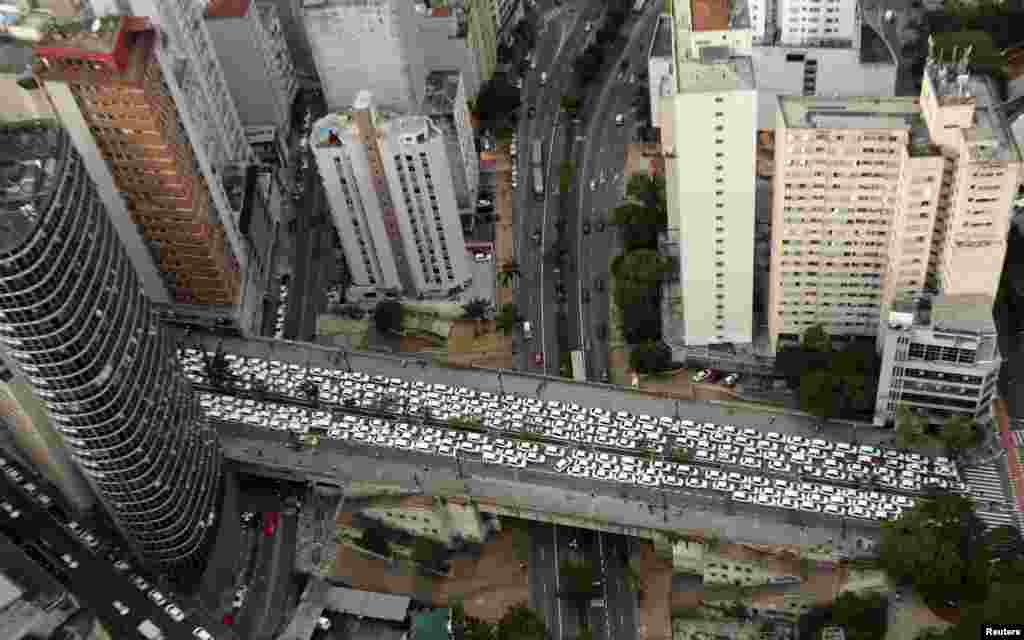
[421,70,479,218]
[206,0,298,166]
[776,0,858,46]
[302,0,426,112]
[660,0,757,350]
[744,0,858,45]
[311,91,472,299]
[414,0,497,99]
[874,295,1000,426]
[34,17,242,307]
[768,49,1023,353]
[0,119,222,571]
[302,0,495,112]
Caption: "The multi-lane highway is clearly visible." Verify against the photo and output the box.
[569,6,661,382]
[513,0,606,374]
[0,455,235,640]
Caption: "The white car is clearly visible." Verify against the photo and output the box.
[149,590,167,606]
[165,603,185,622]
[112,600,130,616]
[615,113,624,126]
[193,628,214,640]
[590,179,597,191]
[692,369,710,383]
[60,553,79,569]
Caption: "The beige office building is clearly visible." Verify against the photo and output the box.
[660,0,758,349]
[768,49,1023,353]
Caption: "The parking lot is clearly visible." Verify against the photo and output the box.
[180,348,961,525]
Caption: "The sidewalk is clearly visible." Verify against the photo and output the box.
[492,143,516,311]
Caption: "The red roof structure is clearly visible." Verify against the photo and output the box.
[690,0,729,31]
[205,0,251,19]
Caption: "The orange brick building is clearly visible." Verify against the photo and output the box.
[34,17,240,306]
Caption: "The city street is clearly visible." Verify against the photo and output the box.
[568,6,661,382]
[513,0,606,374]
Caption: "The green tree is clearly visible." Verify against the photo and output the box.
[559,162,574,193]
[938,414,978,458]
[798,368,841,422]
[798,591,889,640]
[877,490,992,607]
[629,340,672,373]
[412,537,446,572]
[801,323,831,353]
[361,526,391,556]
[611,249,672,306]
[895,405,928,449]
[465,617,497,640]
[497,259,521,288]
[561,95,582,116]
[373,300,403,333]
[496,602,547,640]
[475,78,522,126]
[495,303,521,334]
[462,298,493,320]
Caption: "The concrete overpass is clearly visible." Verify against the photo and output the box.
[217,421,880,557]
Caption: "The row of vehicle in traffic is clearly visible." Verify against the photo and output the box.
[180,348,955,495]
[692,369,740,387]
[0,457,216,639]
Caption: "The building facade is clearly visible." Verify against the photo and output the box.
[35,19,242,307]
[311,92,472,300]
[302,0,426,113]
[421,71,479,217]
[767,51,1023,353]
[874,295,1000,426]
[0,120,222,572]
[776,0,858,46]
[660,0,757,349]
[205,0,298,164]
[0,359,95,513]
[414,0,497,99]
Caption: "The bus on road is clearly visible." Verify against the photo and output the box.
[530,139,543,167]
[532,167,545,200]
[571,350,587,382]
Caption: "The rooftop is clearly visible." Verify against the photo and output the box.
[930,294,996,335]
[0,120,63,255]
[35,15,123,54]
[421,70,462,116]
[689,0,750,31]
[205,0,252,19]
[676,55,755,93]
[777,95,921,130]
[650,13,673,58]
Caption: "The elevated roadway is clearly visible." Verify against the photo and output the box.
[216,420,879,555]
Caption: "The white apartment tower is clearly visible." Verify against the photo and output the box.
[311,92,472,299]
[302,0,426,113]
[777,0,858,46]
[421,70,479,217]
[660,0,757,349]
[768,45,1023,353]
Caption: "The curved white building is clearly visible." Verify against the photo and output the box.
[0,121,222,573]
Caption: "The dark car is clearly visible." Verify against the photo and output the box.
[596,219,605,232]
[583,222,591,234]
[594,278,604,292]
[582,289,591,303]
[528,106,536,119]
[597,324,607,340]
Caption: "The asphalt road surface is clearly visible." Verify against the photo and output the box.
[569,6,661,382]
[219,421,882,554]
[0,460,235,640]
[514,0,606,374]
